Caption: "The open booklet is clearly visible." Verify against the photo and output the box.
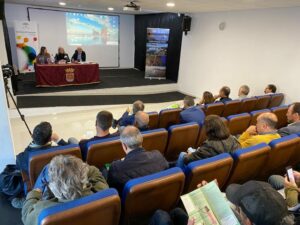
[181,181,240,225]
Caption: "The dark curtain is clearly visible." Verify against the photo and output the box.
[135,13,184,82]
[1,0,13,65]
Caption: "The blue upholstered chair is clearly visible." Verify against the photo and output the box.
[222,100,242,117]
[184,153,233,193]
[121,167,185,225]
[249,109,271,125]
[271,105,289,129]
[239,97,257,113]
[147,111,159,130]
[227,113,251,135]
[158,108,182,129]
[141,128,168,155]
[38,188,121,225]
[226,143,271,185]
[254,95,271,110]
[268,93,284,108]
[205,102,224,116]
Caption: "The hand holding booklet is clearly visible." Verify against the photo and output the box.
[181,180,240,225]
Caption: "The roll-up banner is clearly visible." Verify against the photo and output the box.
[14,21,39,73]
[145,28,170,79]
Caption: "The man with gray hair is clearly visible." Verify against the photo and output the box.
[107,126,168,193]
[22,155,108,225]
[238,85,250,99]
[135,111,150,131]
[118,100,145,127]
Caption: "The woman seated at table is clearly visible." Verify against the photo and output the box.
[54,47,70,64]
[36,46,51,64]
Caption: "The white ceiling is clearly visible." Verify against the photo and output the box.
[5,0,300,14]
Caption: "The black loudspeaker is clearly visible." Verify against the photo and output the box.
[183,15,191,35]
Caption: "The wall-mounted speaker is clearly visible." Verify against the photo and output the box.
[183,15,191,35]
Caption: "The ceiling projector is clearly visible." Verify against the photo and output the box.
[123,1,141,11]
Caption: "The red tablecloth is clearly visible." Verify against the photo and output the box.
[35,63,100,87]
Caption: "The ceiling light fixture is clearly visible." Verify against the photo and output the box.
[166,2,175,7]
[108,7,114,11]
[59,2,66,6]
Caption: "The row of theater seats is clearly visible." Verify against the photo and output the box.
[149,93,284,129]
[25,105,289,192]
[36,133,300,225]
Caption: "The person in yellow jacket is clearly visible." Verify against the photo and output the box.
[239,112,281,148]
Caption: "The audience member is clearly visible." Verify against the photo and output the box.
[16,122,68,176]
[269,171,300,208]
[54,47,70,63]
[107,126,169,193]
[177,115,240,168]
[264,84,277,94]
[226,180,294,225]
[135,111,150,131]
[238,85,250,99]
[214,86,232,103]
[71,47,86,62]
[238,112,280,148]
[36,46,51,64]
[278,103,300,137]
[198,91,215,105]
[22,155,108,225]
[180,96,205,125]
[118,100,145,127]
[149,208,192,225]
[79,110,117,157]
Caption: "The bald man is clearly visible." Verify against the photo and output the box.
[238,112,281,148]
[71,47,86,62]
[135,111,150,131]
[107,126,168,193]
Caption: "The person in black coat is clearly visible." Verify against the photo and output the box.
[107,126,169,194]
[71,47,86,62]
[16,122,69,176]
[54,47,70,63]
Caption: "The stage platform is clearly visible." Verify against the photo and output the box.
[15,68,185,108]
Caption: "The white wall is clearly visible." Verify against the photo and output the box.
[0,63,15,171]
[4,3,135,68]
[179,7,300,104]
[0,21,8,65]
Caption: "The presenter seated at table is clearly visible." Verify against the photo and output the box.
[54,47,70,64]
[36,46,51,64]
[71,47,86,63]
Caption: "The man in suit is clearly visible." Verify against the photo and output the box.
[107,126,169,194]
[118,100,145,127]
[278,103,300,137]
[180,96,205,125]
[71,47,86,62]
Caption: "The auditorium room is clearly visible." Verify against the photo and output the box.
[1,0,300,224]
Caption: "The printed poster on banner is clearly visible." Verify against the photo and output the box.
[145,28,170,79]
[14,21,39,73]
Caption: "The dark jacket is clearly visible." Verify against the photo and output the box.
[107,147,169,194]
[278,122,300,137]
[180,106,205,125]
[217,97,232,103]
[54,53,70,63]
[79,134,118,160]
[16,139,68,176]
[184,135,240,164]
[118,111,135,127]
[71,50,86,62]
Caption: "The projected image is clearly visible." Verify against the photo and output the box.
[66,12,119,46]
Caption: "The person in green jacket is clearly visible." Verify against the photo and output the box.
[22,155,108,225]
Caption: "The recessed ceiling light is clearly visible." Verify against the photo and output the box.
[108,7,114,11]
[59,2,66,6]
[166,2,175,7]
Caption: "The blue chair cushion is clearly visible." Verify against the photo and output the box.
[250,109,271,116]
[168,122,199,132]
[121,167,183,204]
[270,105,288,111]
[231,143,269,160]
[141,128,167,135]
[185,153,232,176]
[227,113,250,121]
[269,134,298,148]
[28,144,79,173]
[38,188,118,225]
